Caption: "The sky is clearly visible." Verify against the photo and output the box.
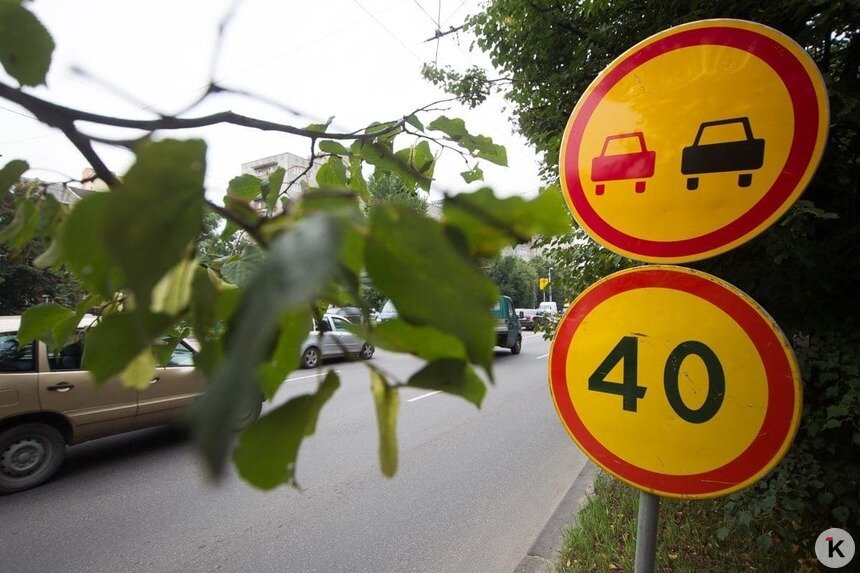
[0,0,545,201]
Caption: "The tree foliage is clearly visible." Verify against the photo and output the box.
[0,4,570,488]
[484,254,538,308]
[0,179,86,314]
[429,0,860,547]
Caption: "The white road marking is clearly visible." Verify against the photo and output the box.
[407,390,441,403]
[286,370,341,383]
[536,353,549,359]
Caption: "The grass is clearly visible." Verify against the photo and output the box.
[556,472,821,572]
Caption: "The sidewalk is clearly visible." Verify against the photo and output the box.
[514,460,600,572]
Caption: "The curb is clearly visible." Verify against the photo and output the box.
[514,458,600,572]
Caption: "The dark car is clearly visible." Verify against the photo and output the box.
[516,308,539,331]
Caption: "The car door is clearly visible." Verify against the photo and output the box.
[134,340,204,430]
[329,315,362,353]
[38,339,138,443]
[0,332,41,417]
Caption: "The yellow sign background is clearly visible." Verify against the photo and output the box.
[579,45,793,241]
[567,287,767,474]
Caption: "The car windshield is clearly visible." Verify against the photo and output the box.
[381,300,397,313]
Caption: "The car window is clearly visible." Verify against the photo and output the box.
[330,316,351,332]
[167,342,195,367]
[47,340,84,371]
[381,300,396,313]
[0,333,35,373]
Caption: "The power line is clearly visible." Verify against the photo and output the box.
[350,0,424,62]
[411,0,438,26]
[0,104,38,121]
[443,0,469,25]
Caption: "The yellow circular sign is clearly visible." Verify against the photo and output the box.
[549,266,802,498]
[560,20,829,263]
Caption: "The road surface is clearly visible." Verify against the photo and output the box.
[0,333,588,573]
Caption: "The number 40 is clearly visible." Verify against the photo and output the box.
[588,336,725,424]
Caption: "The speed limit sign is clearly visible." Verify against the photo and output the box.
[549,266,801,498]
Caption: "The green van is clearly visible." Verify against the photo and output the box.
[492,296,522,354]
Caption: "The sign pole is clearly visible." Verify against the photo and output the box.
[634,491,659,573]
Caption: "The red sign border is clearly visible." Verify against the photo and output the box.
[549,266,802,498]
[561,21,827,262]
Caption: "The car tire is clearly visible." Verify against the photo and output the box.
[510,335,522,355]
[301,346,321,369]
[0,423,66,494]
[235,393,264,430]
[359,344,375,360]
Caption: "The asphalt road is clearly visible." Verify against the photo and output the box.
[0,333,588,573]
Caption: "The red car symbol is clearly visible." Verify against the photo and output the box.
[591,132,656,195]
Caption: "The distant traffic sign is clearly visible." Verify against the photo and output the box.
[548,266,802,498]
[559,20,829,263]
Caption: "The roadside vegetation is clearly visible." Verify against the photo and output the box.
[558,472,818,572]
[429,0,859,555]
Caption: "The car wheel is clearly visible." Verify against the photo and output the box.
[510,335,522,355]
[359,343,375,360]
[301,346,321,369]
[235,393,264,430]
[0,423,66,494]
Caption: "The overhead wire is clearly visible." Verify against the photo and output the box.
[350,0,424,62]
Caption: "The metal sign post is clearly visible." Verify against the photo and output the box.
[634,492,660,573]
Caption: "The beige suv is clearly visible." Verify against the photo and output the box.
[0,315,262,494]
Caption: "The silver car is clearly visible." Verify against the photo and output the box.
[300,314,374,368]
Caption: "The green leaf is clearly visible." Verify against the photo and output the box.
[372,319,466,362]
[365,120,400,141]
[120,347,157,390]
[153,336,181,367]
[151,258,197,315]
[0,159,28,192]
[393,141,435,192]
[371,369,399,477]
[319,140,349,155]
[0,2,54,86]
[226,174,262,202]
[221,244,263,287]
[428,116,507,166]
[191,267,220,338]
[259,309,312,400]
[354,141,432,193]
[716,526,731,541]
[103,139,206,307]
[443,186,570,257]
[316,156,348,187]
[33,236,62,268]
[18,303,75,347]
[233,370,339,489]
[264,167,285,212]
[755,534,772,551]
[428,116,469,138]
[366,205,497,371]
[348,154,368,200]
[460,165,484,183]
[304,116,334,133]
[407,359,486,407]
[0,198,38,250]
[191,213,341,476]
[61,193,121,296]
[831,506,849,523]
[82,311,174,384]
[405,114,424,131]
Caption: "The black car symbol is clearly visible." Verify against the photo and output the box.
[681,117,765,190]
